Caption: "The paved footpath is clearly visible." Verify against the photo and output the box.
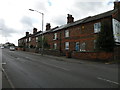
[0,49,12,89]
[2,71,12,88]
[31,52,114,65]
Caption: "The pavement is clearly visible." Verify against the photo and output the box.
[2,70,12,88]
[0,48,12,89]
[31,52,113,65]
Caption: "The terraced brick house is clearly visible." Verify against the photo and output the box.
[18,1,120,60]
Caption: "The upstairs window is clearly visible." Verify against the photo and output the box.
[94,22,101,33]
[65,30,69,38]
[29,37,31,42]
[36,37,38,42]
[18,40,21,43]
[53,33,57,40]
[26,39,27,42]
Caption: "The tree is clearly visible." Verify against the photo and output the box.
[37,36,42,48]
[96,20,115,52]
[37,36,50,49]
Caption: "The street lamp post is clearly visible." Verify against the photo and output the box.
[29,9,44,55]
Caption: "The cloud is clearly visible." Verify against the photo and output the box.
[34,1,47,12]
[64,1,114,20]
[21,16,33,27]
[51,15,66,26]
[20,16,36,33]
[0,0,117,45]
[0,19,17,37]
[44,0,114,26]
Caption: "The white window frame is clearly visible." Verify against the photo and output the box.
[18,40,21,43]
[54,43,57,49]
[29,44,31,48]
[29,37,31,42]
[94,22,101,33]
[80,42,86,51]
[53,33,57,40]
[112,19,120,43]
[36,37,38,42]
[65,42,69,50]
[26,38,27,42]
[65,30,69,38]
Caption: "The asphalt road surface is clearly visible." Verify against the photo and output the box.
[2,49,119,88]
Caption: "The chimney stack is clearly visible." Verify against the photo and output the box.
[33,28,37,34]
[114,1,120,10]
[26,32,29,36]
[67,14,74,24]
[46,23,51,30]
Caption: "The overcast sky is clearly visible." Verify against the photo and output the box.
[0,0,119,45]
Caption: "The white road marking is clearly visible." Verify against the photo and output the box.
[1,62,6,65]
[40,61,70,71]
[97,77,120,85]
[2,68,15,88]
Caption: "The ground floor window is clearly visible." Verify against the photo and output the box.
[94,40,97,49]
[65,42,69,50]
[54,43,57,50]
[75,42,80,51]
[80,42,86,51]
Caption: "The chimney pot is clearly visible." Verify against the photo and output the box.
[26,32,29,36]
[46,23,51,30]
[67,14,74,24]
[114,1,120,10]
[33,28,37,34]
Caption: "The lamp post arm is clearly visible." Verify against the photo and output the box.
[34,10,44,15]
[29,9,44,55]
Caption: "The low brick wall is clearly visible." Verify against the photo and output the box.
[71,51,113,61]
[17,48,24,51]
[114,46,120,60]
[28,49,36,53]
[39,49,62,56]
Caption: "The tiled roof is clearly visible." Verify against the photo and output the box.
[52,9,117,32]
[19,9,117,39]
[35,26,59,36]
[52,16,91,32]
[83,9,117,23]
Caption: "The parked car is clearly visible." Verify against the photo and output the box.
[0,46,4,49]
[10,46,15,51]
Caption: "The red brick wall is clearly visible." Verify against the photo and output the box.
[71,51,113,61]
[30,36,36,48]
[46,16,112,56]
[114,46,120,60]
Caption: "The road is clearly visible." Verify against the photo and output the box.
[2,49,119,88]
